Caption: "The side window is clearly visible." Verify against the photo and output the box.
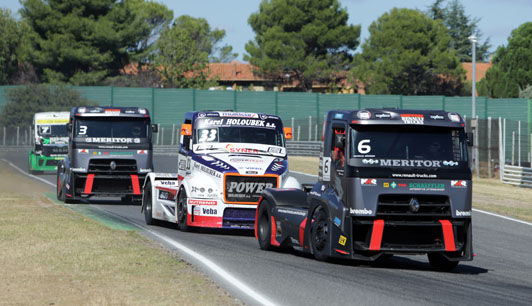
[331,127,345,175]
[180,119,192,152]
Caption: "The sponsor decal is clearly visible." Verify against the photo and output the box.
[451,180,467,188]
[194,162,222,178]
[309,191,321,196]
[375,113,392,119]
[211,160,230,170]
[388,181,406,189]
[188,199,217,205]
[71,167,86,172]
[408,182,445,191]
[383,182,390,188]
[139,168,152,173]
[219,112,259,118]
[277,208,307,216]
[334,217,341,227]
[246,171,259,174]
[225,144,259,154]
[334,113,344,119]
[270,163,284,172]
[362,159,379,165]
[226,119,266,127]
[430,114,445,120]
[159,180,177,186]
[137,150,148,154]
[77,149,89,154]
[357,111,371,119]
[202,207,217,215]
[448,113,461,122]
[193,206,201,215]
[391,173,438,178]
[85,137,140,143]
[380,159,442,167]
[227,182,273,193]
[338,235,347,246]
[198,112,206,118]
[158,190,175,201]
[267,147,283,154]
[178,160,186,170]
[443,160,459,166]
[349,208,373,215]
[361,178,377,186]
[456,210,472,217]
[231,157,262,163]
[401,114,424,125]
[105,109,121,115]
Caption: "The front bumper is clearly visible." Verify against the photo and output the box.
[72,172,145,198]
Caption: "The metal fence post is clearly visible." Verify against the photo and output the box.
[488,117,492,178]
[16,126,19,146]
[512,131,515,166]
[171,124,175,146]
[308,116,312,141]
[3,126,5,146]
[475,116,479,177]
[499,117,503,181]
[291,117,294,141]
[518,120,522,167]
[297,126,300,141]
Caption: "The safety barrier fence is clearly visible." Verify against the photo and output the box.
[502,165,532,188]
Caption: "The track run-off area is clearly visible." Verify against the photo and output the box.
[2,148,532,306]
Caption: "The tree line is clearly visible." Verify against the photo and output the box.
[0,0,531,99]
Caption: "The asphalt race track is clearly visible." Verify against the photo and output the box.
[2,148,532,306]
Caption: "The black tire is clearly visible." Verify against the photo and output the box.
[56,168,65,201]
[143,181,157,225]
[177,190,190,231]
[257,201,273,250]
[310,208,330,261]
[428,253,459,271]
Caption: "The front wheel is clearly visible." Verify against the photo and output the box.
[143,181,157,225]
[176,190,190,232]
[428,253,459,271]
[257,201,273,250]
[310,208,329,261]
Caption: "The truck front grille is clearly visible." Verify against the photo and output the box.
[88,159,137,173]
[224,174,278,204]
[377,194,451,220]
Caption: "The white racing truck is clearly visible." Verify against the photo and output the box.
[142,111,300,230]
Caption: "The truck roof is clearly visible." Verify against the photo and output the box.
[71,106,150,118]
[327,108,465,128]
[34,111,70,124]
[186,111,280,122]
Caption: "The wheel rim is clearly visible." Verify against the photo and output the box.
[313,218,328,251]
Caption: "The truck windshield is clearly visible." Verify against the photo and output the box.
[75,118,149,138]
[350,125,468,162]
[195,126,284,146]
[37,125,68,137]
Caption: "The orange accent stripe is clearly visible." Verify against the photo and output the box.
[270,216,280,246]
[84,174,94,194]
[131,175,140,195]
[369,220,384,251]
[401,114,424,117]
[439,220,456,251]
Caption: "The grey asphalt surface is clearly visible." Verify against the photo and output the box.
[2,148,532,306]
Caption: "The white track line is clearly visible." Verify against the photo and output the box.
[1,158,55,188]
[92,207,279,306]
[1,158,279,306]
[291,170,532,226]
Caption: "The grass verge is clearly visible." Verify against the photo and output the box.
[288,156,532,222]
[0,162,239,305]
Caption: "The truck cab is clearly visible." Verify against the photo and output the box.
[256,109,473,271]
[28,112,69,174]
[142,111,299,230]
[56,106,156,203]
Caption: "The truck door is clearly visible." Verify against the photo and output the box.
[330,122,346,196]
[178,119,192,184]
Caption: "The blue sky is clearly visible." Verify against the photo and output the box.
[2,0,530,62]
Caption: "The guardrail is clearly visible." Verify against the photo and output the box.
[502,165,532,188]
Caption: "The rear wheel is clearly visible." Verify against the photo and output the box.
[257,201,273,250]
[310,208,329,261]
[428,253,459,271]
[177,190,190,231]
[143,181,157,225]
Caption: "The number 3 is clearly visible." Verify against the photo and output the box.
[79,125,87,135]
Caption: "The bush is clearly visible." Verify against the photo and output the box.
[0,84,96,128]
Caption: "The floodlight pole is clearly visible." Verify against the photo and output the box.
[469,35,479,177]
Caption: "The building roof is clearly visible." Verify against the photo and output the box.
[208,61,266,81]
[462,62,492,81]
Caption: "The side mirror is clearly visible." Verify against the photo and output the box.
[151,124,158,133]
[467,132,474,147]
[181,123,192,136]
[284,127,293,140]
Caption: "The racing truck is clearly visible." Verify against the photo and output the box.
[142,111,300,230]
[255,108,473,271]
[57,106,157,203]
[28,112,69,174]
